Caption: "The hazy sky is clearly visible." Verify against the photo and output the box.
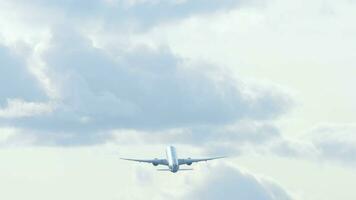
[0,0,356,199]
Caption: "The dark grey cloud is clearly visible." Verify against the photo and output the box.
[184,164,293,200]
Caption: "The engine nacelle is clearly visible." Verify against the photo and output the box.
[152,158,159,166]
[186,157,192,166]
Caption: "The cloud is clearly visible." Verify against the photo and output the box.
[0,99,54,118]
[307,124,356,165]
[110,120,282,155]
[268,123,356,166]
[0,28,292,145]
[0,44,54,125]
[0,0,254,33]
[0,127,39,147]
[0,0,293,146]
[0,45,47,105]
[183,164,293,200]
[0,0,354,199]
[0,127,18,144]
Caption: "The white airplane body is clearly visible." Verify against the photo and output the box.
[121,146,224,173]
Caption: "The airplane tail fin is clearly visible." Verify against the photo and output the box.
[157,169,171,171]
[157,169,193,171]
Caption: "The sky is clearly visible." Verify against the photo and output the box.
[0,0,356,199]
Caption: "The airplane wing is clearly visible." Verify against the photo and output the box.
[178,156,225,165]
[120,158,168,166]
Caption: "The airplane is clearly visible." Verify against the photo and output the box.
[120,145,224,173]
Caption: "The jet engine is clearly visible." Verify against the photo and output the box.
[152,158,159,166]
[186,157,192,165]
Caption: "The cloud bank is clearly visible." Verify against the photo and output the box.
[308,124,356,165]
[0,27,292,145]
[183,164,293,200]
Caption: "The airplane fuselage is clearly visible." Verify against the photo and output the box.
[166,146,179,173]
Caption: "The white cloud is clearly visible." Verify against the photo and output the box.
[1,141,347,200]
[137,0,356,134]
[183,164,294,200]
[0,145,294,200]
[0,127,18,143]
[110,120,282,156]
[0,127,38,146]
[0,99,54,118]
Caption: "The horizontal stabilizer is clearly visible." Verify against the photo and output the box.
[156,169,194,171]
